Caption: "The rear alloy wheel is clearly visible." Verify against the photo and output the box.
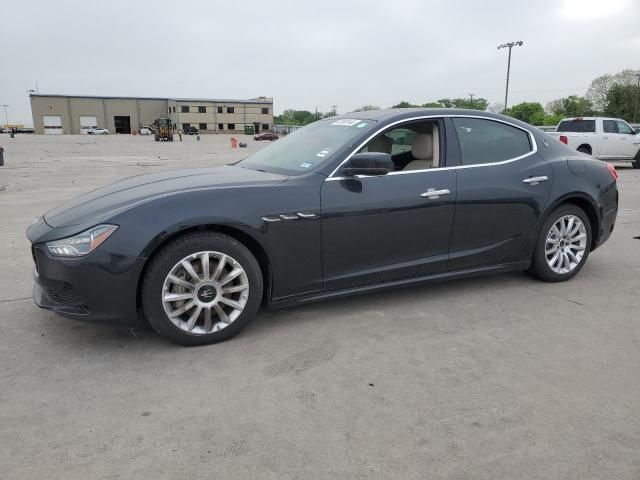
[528,205,592,282]
[142,232,262,346]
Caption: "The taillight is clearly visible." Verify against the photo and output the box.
[559,135,568,145]
[606,162,618,182]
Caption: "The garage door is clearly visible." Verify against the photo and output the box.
[43,115,63,135]
[79,116,97,134]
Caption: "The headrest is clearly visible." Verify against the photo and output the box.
[411,133,433,160]
[367,135,392,154]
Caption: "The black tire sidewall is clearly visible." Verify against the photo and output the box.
[530,205,592,282]
[142,232,263,346]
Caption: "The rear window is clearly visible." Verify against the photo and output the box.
[556,119,595,133]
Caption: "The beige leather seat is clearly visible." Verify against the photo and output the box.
[366,135,392,154]
[403,124,439,170]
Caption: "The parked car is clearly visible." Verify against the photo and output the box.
[87,128,109,135]
[254,132,279,141]
[184,126,198,135]
[547,117,640,168]
[139,127,152,135]
[26,109,618,346]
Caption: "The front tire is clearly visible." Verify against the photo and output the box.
[142,232,263,346]
[528,205,592,282]
[633,151,640,169]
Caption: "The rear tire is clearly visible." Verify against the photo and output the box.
[528,205,592,282]
[577,145,591,155]
[142,232,263,346]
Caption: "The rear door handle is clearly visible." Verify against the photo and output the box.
[420,188,450,199]
[522,176,549,185]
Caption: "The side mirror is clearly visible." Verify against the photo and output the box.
[634,128,640,135]
[342,152,392,177]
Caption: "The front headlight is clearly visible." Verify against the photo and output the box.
[47,224,118,257]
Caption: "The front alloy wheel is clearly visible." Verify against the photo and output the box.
[162,251,249,334]
[142,232,263,346]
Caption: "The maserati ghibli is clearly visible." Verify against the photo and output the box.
[26,109,619,345]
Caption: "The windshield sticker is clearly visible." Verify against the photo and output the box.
[300,162,313,169]
[316,149,332,158]
[331,119,360,127]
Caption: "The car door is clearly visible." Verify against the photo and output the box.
[447,117,553,271]
[601,119,620,158]
[320,119,456,290]
[614,120,639,159]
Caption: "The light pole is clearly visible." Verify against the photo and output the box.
[0,105,8,128]
[497,41,524,113]
[633,72,640,124]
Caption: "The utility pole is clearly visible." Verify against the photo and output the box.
[331,105,338,116]
[497,41,524,113]
[315,106,318,120]
[633,72,640,124]
[0,105,8,128]
[468,93,475,106]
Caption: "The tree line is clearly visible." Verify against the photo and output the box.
[275,68,640,127]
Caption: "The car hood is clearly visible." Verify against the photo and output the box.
[43,165,288,228]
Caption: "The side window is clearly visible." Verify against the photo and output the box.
[453,118,532,166]
[616,120,633,135]
[603,120,617,133]
[359,121,441,171]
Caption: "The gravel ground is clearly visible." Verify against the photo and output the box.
[1,133,639,479]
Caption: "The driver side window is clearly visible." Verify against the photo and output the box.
[359,120,441,172]
[616,120,633,135]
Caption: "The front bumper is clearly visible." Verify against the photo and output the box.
[31,244,146,326]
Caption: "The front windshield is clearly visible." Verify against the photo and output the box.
[238,118,376,175]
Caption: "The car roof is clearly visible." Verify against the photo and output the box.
[330,108,536,131]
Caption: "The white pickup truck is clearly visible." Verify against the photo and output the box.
[547,117,640,169]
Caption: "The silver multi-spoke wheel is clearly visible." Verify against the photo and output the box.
[161,251,249,335]
[545,215,587,275]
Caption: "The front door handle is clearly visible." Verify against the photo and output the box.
[522,176,549,185]
[420,188,450,199]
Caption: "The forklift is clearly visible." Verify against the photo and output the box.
[153,118,174,141]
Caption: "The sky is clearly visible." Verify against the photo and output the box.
[1,0,639,125]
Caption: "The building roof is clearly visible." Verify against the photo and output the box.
[30,94,272,104]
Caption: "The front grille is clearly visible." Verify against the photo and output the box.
[46,280,88,312]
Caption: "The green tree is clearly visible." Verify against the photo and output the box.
[505,102,546,125]
[436,98,489,110]
[422,101,443,108]
[604,84,640,122]
[392,101,419,108]
[586,69,640,113]
[274,109,318,126]
[353,105,380,112]
[546,95,593,117]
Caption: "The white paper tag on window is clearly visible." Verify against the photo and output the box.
[331,119,360,126]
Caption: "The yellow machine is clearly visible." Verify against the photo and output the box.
[154,118,174,142]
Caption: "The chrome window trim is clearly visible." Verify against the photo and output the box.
[325,114,538,181]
